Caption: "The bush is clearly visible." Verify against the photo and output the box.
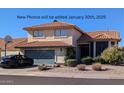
[81,56,94,65]
[119,47,124,63]
[77,64,86,71]
[64,47,76,63]
[101,46,123,65]
[92,63,102,71]
[38,64,48,71]
[64,59,77,67]
[94,56,106,64]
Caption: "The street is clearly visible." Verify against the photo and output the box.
[0,75,124,85]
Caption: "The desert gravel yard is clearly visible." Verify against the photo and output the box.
[0,65,124,79]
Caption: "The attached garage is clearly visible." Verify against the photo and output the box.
[25,50,55,65]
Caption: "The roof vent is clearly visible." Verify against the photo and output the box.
[53,20,58,22]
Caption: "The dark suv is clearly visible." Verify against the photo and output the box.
[0,55,34,68]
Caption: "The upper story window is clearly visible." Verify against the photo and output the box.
[33,31,44,37]
[54,30,67,37]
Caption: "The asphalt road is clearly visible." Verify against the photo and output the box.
[0,75,124,85]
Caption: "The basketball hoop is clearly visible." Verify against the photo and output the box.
[4,35,13,56]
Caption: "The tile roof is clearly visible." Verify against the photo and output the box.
[78,31,120,43]
[15,41,72,48]
[23,20,84,34]
[15,31,120,48]
[0,38,27,51]
[0,31,120,50]
[0,39,5,50]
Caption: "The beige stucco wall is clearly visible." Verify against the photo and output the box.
[27,29,73,45]
[72,29,82,46]
[1,51,22,57]
[27,28,82,46]
[55,48,66,63]
[0,51,22,60]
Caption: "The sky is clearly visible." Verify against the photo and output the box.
[0,8,124,46]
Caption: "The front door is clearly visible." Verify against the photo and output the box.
[80,44,90,58]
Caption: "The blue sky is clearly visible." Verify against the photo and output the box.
[0,8,124,46]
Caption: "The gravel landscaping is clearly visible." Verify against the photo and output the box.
[0,65,124,79]
[42,65,124,74]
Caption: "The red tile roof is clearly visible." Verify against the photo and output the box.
[15,41,72,48]
[78,31,120,43]
[15,31,120,48]
[23,20,84,34]
[0,39,5,50]
[0,38,27,51]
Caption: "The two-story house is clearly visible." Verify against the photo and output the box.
[15,20,121,64]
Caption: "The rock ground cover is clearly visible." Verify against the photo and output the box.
[0,65,124,79]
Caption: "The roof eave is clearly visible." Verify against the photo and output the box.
[15,45,73,48]
[78,38,121,43]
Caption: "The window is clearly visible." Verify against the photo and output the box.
[55,30,61,36]
[33,31,44,37]
[96,41,108,56]
[61,30,67,36]
[54,30,67,37]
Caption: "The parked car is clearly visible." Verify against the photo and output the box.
[0,55,34,68]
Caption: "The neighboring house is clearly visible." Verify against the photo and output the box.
[0,38,27,57]
[15,20,121,64]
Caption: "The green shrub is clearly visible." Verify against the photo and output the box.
[64,47,76,63]
[101,46,123,65]
[94,56,106,64]
[64,59,77,67]
[81,56,94,65]
[119,47,124,61]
